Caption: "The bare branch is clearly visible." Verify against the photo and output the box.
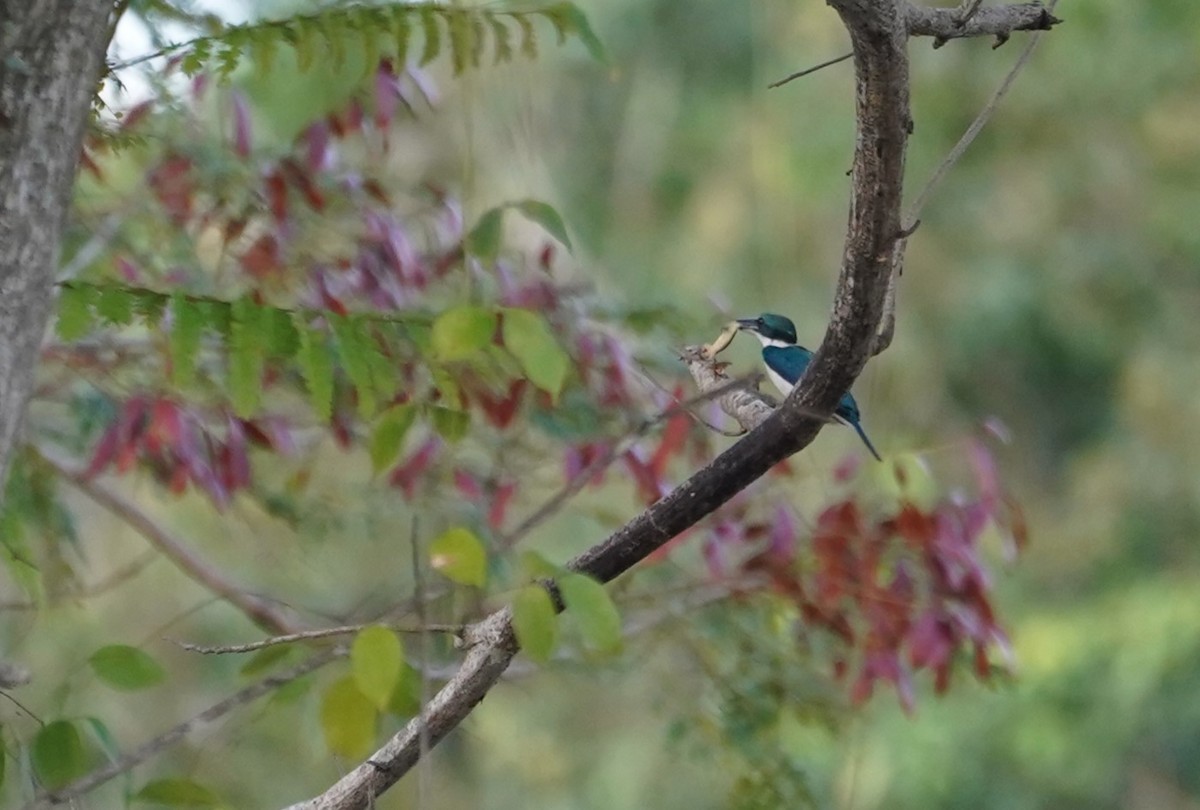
[906,1,1061,46]
[768,51,853,89]
[22,648,341,810]
[285,3,917,807]
[170,622,466,655]
[36,445,301,636]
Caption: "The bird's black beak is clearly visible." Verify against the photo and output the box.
[735,318,758,331]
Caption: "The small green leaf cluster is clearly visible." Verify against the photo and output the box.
[511,553,622,662]
[320,626,421,758]
[172,1,605,81]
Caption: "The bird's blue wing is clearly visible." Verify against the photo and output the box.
[762,345,813,386]
[764,345,859,415]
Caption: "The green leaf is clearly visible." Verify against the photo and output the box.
[319,675,377,758]
[298,326,334,422]
[465,207,504,262]
[559,573,622,654]
[32,720,87,789]
[370,405,416,473]
[89,644,166,690]
[431,305,495,361]
[419,6,441,65]
[169,295,204,388]
[385,663,422,717]
[392,7,411,64]
[265,308,300,358]
[512,584,558,663]
[134,777,221,807]
[429,526,487,587]
[513,199,573,251]
[352,626,405,710]
[133,289,168,326]
[556,2,606,62]
[332,315,377,417]
[294,18,319,71]
[429,406,469,442]
[0,739,5,791]
[95,286,135,326]
[56,284,94,341]
[486,12,513,64]
[229,296,265,418]
[519,550,561,579]
[447,10,470,75]
[516,13,537,59]
[502,308,570,400]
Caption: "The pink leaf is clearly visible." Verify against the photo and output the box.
[232,92,252,158]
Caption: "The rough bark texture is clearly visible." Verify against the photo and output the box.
[907,2,1061,44]
[0,1,113,505]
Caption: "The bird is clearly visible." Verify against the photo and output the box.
[735,313,882,461]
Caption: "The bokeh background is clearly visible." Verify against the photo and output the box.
[8,0,1200,807]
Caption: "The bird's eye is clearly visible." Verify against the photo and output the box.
[756,317,764,326]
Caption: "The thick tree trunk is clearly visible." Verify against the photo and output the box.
[0,1,113,504]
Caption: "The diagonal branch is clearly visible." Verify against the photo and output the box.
[22,648,340,810]
[36,445,301,637]
[284,3,914,808]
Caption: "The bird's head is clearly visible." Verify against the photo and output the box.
[736,313,798,345]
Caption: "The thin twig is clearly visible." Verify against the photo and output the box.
[0,550,158,611]
[769,51,853,89]
[58,213,123,281]
[904,0,1058,227]
[497,373,764,551]
[409,517,431,810]
[21,648,342,810]
[36,445,300,636]
[170,621,465,655]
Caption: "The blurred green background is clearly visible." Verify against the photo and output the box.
[13,0,1200,807]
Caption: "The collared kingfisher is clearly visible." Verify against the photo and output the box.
[735,313,882,461]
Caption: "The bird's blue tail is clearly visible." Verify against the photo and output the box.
[853,420,882,462]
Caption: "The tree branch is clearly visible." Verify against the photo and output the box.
[906,1,1061,46]
[284,3,914,807]
[36,445,301,636]
[22,648,341,810]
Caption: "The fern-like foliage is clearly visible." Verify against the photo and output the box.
[56,281,423,422]
[117,2,604,81]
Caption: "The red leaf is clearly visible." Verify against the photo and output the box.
[908,610,954,670]
[892,503,935,548]
[374,60,400,128]
[281,158,325,212]
[453,469,482,500]
[623,447,666,505]
[79,148,104,180]
[264,171,288,222]
[223,416,251,491]
[470,378,526,429]
[649,409,690,478]
[120,100,154,132]
[231,92,252,157]
[240,233,283,279]
[389,438,440,499]
[85,424,121,478]
[147,154,195,224]
[144,399,181,456]
[487,480,516,531]
[302,121,331,171]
